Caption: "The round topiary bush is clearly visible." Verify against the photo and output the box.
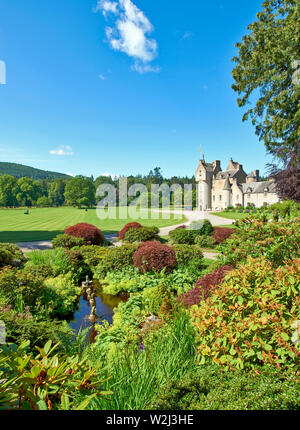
[0,243,27,268]
[52,234,86,249]
[134,241,177,274]
[124,226,159,243]
[64,223,105,246]
[188,219,214,236]
[169,228,195,245]
[118,222,142,240]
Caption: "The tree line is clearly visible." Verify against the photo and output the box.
[0,167,197,209]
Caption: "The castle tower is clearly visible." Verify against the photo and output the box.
[195,157,221,211]
[223,177,232,208]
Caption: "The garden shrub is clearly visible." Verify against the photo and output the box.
[0,243,27,268]
[178,265,234,307]
[77,245,110,269]
[134,241,177,274]
[124,226,159,243]
[213,227,235,244]
[190,257,300,370]
[218,218,300,267]
[43,274,81,317]
[142,283,172,315]
[150,365,300,410]
[118,222,142,240]
[0,267,44,313]
[172,244,204,276]
[0,306,74,350]
[64,223,105,245]
[269,200,300,220]
[94,244,139,279]
[169,228,195,245]
[188,220,214,236]
[52,234,85,249]
[195,235,216,248]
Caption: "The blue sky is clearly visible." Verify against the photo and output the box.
[0,0,272,179]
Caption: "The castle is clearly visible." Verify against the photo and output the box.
[195,157,280,211]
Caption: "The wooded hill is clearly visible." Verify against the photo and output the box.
[0,162,70,180]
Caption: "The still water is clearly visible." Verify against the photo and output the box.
[68,281,127,333]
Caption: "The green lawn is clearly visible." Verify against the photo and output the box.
[0,207,187,243]
[212,211,249,220]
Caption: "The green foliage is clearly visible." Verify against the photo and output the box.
[88,308,196,410]
[190,257,300,370]
[36,196,51,207]
[0,267,45,312]
[151,365,300,410]
[0,340,111,410]
[0,162,70,180]
[64,176,95,208]
[173,244,203,266]
[52,234,85,249]
[218,218,300,267]
[169,228,195,245]
[0,308,74,350]
[77,245,110,269]
[269,200,300,220]
[42,274,81,317]
[195,235,216,248]
[124,226,159,243]
[94,244,139,279]
[101,266,161,295]
[0,243,27,268]
[232,0,299,160]
[25,248,91,284]
[188,219,214,236]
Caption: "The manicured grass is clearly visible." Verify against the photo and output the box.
[0,207,187,243]
[212,211,249,220]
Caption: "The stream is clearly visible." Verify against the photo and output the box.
[68,281,128,334]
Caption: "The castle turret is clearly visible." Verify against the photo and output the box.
[195,157,221,210]
[223,177,231,208]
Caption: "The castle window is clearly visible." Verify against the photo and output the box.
[213,195,215,202]
[236,195,239,200]
[219,195,222,201]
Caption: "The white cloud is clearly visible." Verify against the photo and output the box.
[98,74,106,80]
[49,145,74,156]
[66,172,75,177]
[96,0,118,16]
[182,31,193,40]
[96,0,159,73]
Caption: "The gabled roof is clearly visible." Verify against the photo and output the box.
[223,178,231,190]
[241,180,277,194]
[216,170,239,179]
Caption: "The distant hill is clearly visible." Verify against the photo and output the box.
[0,162,71,180]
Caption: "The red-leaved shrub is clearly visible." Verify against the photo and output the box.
[178,265,234,307]
[118,222,142,240]
[134,241,177,274]
[64,223,105,245]
[213,227,235,244]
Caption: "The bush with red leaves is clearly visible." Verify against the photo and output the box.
[213,227,235,244]
[134,241,177,274]
[118,222,142,240]
[178,265,234,307]
[64,223,105,245]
